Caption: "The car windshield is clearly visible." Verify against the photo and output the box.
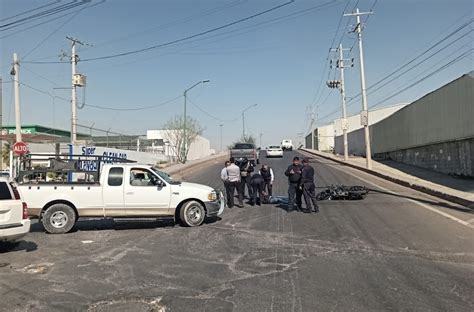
[151,167,181,185]
[269,146,281,149]
[234,143,254,149]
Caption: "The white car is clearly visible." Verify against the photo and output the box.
[266,146,284,158]
[0,178,30,243]
[281,139,293,151]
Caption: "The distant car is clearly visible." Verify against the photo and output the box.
[281,139,293,151]
[266,145,283,158]
[0,178,30,243]
[230,143,259,165]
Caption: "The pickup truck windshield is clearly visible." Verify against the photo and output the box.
[234,143,254,149]
[151,168,180,185]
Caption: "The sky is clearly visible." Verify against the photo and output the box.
[1,0,473,150]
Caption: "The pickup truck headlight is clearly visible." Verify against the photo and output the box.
[208,191,217,201]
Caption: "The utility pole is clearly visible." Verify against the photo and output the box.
[259,132,263,148]
[241,104,257,141]
[328,44,352,161]
[309,112,315,150]
[344,8,373,169]
[183,80,210,162]
[67,37,84,145]
[12,53,22,143]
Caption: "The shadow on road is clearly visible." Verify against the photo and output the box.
[369,189,473,213]
[0,240,38,254]
[30,216,223,234]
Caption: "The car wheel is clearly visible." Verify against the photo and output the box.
[180,200,205,227]
[42,204,76,234]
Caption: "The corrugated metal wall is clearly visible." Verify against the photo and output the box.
[371,73,474,154]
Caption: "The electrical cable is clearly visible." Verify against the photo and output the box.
[186,97,240,123]
[0,1,60,22]
[0,1,103,40]
[22,1,99,60]
[78,0,296,62]
[0,1,88,30]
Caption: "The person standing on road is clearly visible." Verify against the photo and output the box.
[249,173,265,206]
[226,158,243,208]
[301,158,320,213]
[259,164,274,198]
[238,157,254,199]
[220,161,231,207]
[284,156,303,212]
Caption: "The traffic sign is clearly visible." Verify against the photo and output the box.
[13,142,28,156]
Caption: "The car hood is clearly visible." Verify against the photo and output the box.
[171,181,214,193]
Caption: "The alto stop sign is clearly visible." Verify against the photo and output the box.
[13,141,28,156]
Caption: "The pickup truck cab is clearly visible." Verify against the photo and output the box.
[0,178,30,243]
[230,143,259,165]
[18,162,224,234]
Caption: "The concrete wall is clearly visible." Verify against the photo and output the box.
[334,72,474,176]
[334,104,407,136]
[333,104,407,155]
[315,124,334,152]
[380,138,474,177]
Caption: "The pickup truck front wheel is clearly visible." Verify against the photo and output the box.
[42,204,76,234]
[180,200,205,227]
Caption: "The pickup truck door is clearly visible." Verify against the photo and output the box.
[102,167,125,216]
[124,168,171,216]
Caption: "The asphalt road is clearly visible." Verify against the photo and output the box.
[1,150,473,312]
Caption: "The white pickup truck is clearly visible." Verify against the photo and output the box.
[18,161,224,234]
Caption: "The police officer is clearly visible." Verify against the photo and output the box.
[249,173,265,206]
[284,156,303,212]
[301,158,320,213]
[259,164,274,198]
[237,157,254,199]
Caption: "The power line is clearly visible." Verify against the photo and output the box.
[0,1,103,40]
[0,1,60,22]
[22,1,100,60]
[79,0,296,62]
[370,48,473,109]
[187,97,240,123]
[0,1,88,30]
[316,16,472,124]
[85,95,183,111]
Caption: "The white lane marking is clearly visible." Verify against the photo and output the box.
[306,153,474,230]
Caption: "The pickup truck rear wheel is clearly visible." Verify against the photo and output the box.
[42,204,76,234]
[180,200,205,227]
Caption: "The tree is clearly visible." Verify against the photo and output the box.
[163,115,204,164]
[2,142,11,166]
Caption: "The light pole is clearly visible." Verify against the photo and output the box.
[219,124,223,152]
[241,104,257,140]
[183,79,210,162]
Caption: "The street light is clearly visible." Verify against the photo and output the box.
[241,104,257,139]
[183,80,210,162]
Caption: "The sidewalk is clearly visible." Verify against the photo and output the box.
[162,152,227,175]
[301,148,474,209]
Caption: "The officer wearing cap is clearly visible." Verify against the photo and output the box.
[284,156,303,212]
[301,158,320,213]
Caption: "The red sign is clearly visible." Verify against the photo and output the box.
[13,142,28,156]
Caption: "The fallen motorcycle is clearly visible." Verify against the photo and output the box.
[316,184,369,201]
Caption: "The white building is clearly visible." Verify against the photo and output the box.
[146,130,215,161]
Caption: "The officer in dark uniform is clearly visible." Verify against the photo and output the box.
[301,158,320,213]
[249,173,265,206]
[284,156,303,212]
[237,157,254,199]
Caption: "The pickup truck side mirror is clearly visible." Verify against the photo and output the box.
[157,180,166,188]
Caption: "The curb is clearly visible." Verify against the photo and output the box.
[300,148,474,210]
[163,152,227,175]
